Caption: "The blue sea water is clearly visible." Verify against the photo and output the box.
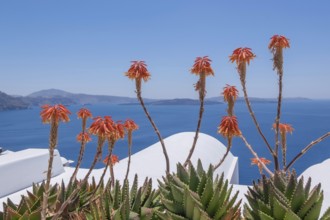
[0,101,329,185]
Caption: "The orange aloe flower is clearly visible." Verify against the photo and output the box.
[190,56,214,76]
[268,35,290,51]
[104,116,116,131]
[229,47,256,65]
[272,123,294,135]
[89,117,113,138]
[40,104,71,124]
[103,154,119,166]
[77,108,92,120]
[124,119,138,147]
[223,85,239,102]
[125,61,151,82]
[251,157,271,173]
[113,122,125,140]
[123,119,139,132]
[76,132,92,143]
[218,116,241,138]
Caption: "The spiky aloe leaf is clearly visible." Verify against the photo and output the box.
[304,192,323,220]
[297,184,322,217]
[290,177,305,213]
[131,188,142,213]
[259,210,274,220]
[285,172,297,199]
[161,197,184,214]
[113,180,121,209]
[170,183,184,204]
[177,163,190,184]
[130,174,138,204]
[188,163,200,192]
[273,198,287,219]
[200,178,213,208]
[205,183,222,216]
[321,207,330,220]
[283,209,301,220]
[197,173,207,196]
[244,171,327,220]
[196,159,204,177]
[158,162,241,220]
[183,187,203,219]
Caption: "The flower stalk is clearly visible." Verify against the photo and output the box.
[184,56,214,167]
[230,47,278,169]
[285,132,330,171]
[126,61,170,174]
[83,117,111,182]
[214,85,240,170]
[123,119,138,181]
[240,135,273,176]
[269,35,290,170]
[40,104,70,220]
[69,108,92,184]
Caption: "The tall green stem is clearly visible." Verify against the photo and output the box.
[69,128,87,184]
[95,140,115,192]
[42,120,58,220]
[83,137,105,183]
[124,131,132,181]
[136,78,170,174]
[285,132,330,171]
[213,139,231,171]
[240,135,273,176]
[240,69,278,170]
[184,72,205,167]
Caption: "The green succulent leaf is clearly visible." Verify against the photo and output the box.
[200,178,213,208]
[259,210,274,220]
[321,206,330,220]
[304,192,323,220]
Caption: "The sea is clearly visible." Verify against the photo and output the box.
[0,100,329,185]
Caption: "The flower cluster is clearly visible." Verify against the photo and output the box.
[190,56,214,76]
[251,157,271,174]
[40,104,71,124]
[125,61,151,82]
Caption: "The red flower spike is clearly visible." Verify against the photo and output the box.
[89,117,113,138]
[222,85,239,102]
[269,35,290,51]
[229,47,256,65]
[76,132,92,143]
[218,116,241,137]
[125,61,151,82]
[273,123,294,134]
[123,119,139,132]
[103,154,119,165]
[251,157,271,173]
[77,108,92,120]
[40,104,71,124]
[190,56,214,76]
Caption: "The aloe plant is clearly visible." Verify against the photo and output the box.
[244,170,330,220]
[87,174,160,219]
[0,180,96,220]
[0,182,58,220]
[156,160,241,219]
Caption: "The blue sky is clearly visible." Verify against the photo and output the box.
[0,1,329,99]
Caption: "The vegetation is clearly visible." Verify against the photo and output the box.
[1,34,330,220]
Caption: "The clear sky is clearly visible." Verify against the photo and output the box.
[0,1,329,99]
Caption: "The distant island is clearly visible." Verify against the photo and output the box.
[0,91,29,111]
[0,88,317,111]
